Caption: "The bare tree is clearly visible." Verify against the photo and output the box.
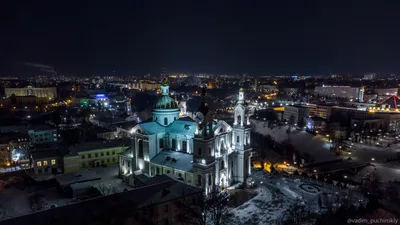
[96,184,120,196]
[175,190,231,225]
[279,200,317,225]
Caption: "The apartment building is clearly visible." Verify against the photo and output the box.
[283,105,310,125]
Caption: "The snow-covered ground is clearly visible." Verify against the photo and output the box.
[353,162,400,183]
[226,171,365,225]
[346,141,400,163]
[251,120,340,163]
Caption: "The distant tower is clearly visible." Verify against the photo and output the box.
[178,96,187,117]
[254,78,258,91]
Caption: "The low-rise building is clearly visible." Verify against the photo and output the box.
[31,140,130,175]
[28,127,58,144]
[71,140,129,170]
[31,145,65,175]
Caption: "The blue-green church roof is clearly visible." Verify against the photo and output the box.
[153,78,179,110]
[154,95,178,109]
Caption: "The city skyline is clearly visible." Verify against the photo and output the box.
[3,1,400,76]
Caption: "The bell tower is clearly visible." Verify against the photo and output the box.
[192,86,216,195]
[232,88,252,183]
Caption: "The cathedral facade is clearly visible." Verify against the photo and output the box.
[119,80,252,194]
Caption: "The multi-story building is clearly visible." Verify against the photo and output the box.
[283,105,310,126]
[331,106,369,119]
[315,86,364,101]
[119,80,252,194]
[315,103,336,119]
[31,140,130,175]
[301,103,316,117]
[4,87,57,99]
[28,128,58,144]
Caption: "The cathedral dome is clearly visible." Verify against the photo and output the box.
[154,95,179,109]
[154,78,179,110]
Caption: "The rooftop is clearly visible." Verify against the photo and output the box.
[285,105,308,109]
[0,176,201,225]
[67,140,130,154]
[137,119,196,136]
[151,150,193,172]
[55,170,101,187]
[31,148,63,160]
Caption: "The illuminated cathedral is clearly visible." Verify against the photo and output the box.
[119,80,252,193]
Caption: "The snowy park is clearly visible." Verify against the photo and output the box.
[225,171,365,225]
[251,120,340,164]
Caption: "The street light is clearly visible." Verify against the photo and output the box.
[371,158,375,161]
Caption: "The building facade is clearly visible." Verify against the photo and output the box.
[315,86,364,101]
[119,81,252,194]
[31,141,129,175]
[28,128,58,144]
[5,87,57,98]
[283,105,310,126]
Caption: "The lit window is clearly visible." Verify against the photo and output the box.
[37,162,42,167]
[51,159,56,165]
[43,161,48,166]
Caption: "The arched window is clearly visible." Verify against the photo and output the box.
[174,117,176,121]
[221,160,225,169]
[237,115,241,124]
[164,117,168,125]
[138,140,144,158]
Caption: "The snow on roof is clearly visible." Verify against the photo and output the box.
[55,170,101,187]
[67,140,130,154]
[138,121,165,134]
[150,150,193,172]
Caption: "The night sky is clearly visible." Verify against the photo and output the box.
[2,1,400,76]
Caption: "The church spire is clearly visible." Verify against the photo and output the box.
[238,87,245,104]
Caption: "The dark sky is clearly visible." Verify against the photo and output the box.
[2,1,400,76]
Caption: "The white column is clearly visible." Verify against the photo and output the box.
[186,138,190,153]
[248,156,251,175]
[215,161,220,186]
